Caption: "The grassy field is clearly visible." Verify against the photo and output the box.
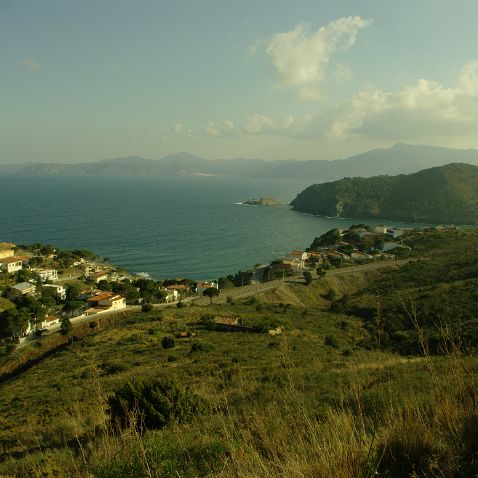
[0,230,477,477]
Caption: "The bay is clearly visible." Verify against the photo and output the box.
[0,175,419,280]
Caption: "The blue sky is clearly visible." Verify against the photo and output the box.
[2,0,478,162]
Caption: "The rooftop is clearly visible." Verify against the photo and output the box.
[12,282,35,292]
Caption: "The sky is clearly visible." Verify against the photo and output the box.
[2,0,478,163]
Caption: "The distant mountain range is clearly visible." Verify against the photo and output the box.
[2,143,478,183]
[290,163,478,224]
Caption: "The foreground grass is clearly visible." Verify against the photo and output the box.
[0,256,477,477]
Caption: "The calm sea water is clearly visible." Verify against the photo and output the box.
[0,175,419,280]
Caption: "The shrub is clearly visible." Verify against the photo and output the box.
[325,334,339,348]
[102,361,127,375]
[176,301,185,309]
[107,377,204,430]
[189,341,213,354]
[375,419,440,478]
[167,355,177,362]
[325,289,337,301]
[142,303,153,312]
[161,336,176,349]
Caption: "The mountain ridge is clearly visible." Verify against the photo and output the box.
[2,144,478,182]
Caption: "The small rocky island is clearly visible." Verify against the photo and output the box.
[242,197,279,206]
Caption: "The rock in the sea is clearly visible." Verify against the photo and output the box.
[243,197,279,206]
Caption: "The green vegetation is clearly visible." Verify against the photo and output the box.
[1,229,478,477]
[291,163,478,224]
[108,377,203,430]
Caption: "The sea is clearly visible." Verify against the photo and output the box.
[0,175,423,280]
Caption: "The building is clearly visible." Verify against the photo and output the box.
[196,281,219,294]
[41,284,66,300]
[9,282,36,299]
[0,257,23,274]
[86,292,126,315]
[283,251,309,269]
[90,271,108,284]
[162,289,179,303]
[35,269,58,282]
[165,284,188,299]
[38,315,60,329]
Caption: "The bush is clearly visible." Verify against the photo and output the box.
[107,377,204,430]
[102,361,127,375]
[161,336,176,349]
[142,303,153,312]
[176,301,185,309]
[325,289,337,301]
[324,334,339,348]
[189,342,213,354]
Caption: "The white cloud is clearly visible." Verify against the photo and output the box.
[22,58,39,70]
[265,17,372,100]
[325,61,478,141]
[243,114,273,134]
[173,113,302,139]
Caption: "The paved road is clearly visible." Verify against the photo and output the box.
[193,258,411,306]
[19,258,411,348]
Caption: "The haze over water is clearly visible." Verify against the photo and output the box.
[1,175,418,280]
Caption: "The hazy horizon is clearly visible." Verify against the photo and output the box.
[2,1,478,164]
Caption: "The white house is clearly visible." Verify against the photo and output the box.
[163,289,179,303]
[283,251,309,269]
[0,257,23,274]
[90,271,109,284]
[35,269,58,282]
[196,281,219,294]
[86,292,126,314]
[38,315,60,329]
[41,284,66,300]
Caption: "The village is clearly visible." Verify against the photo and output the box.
[0,224,445,345]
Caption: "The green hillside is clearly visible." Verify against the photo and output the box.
[291,163,478,224]
[1,229,478,477]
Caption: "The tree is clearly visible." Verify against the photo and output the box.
[233,270,253,287]
[0,308,30,340]
[303,271,313,285]
[62,301,84,317]
[65,284,80,302]
[203,287,219,304]
[97,280,112,291]
[60,317,72,339]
